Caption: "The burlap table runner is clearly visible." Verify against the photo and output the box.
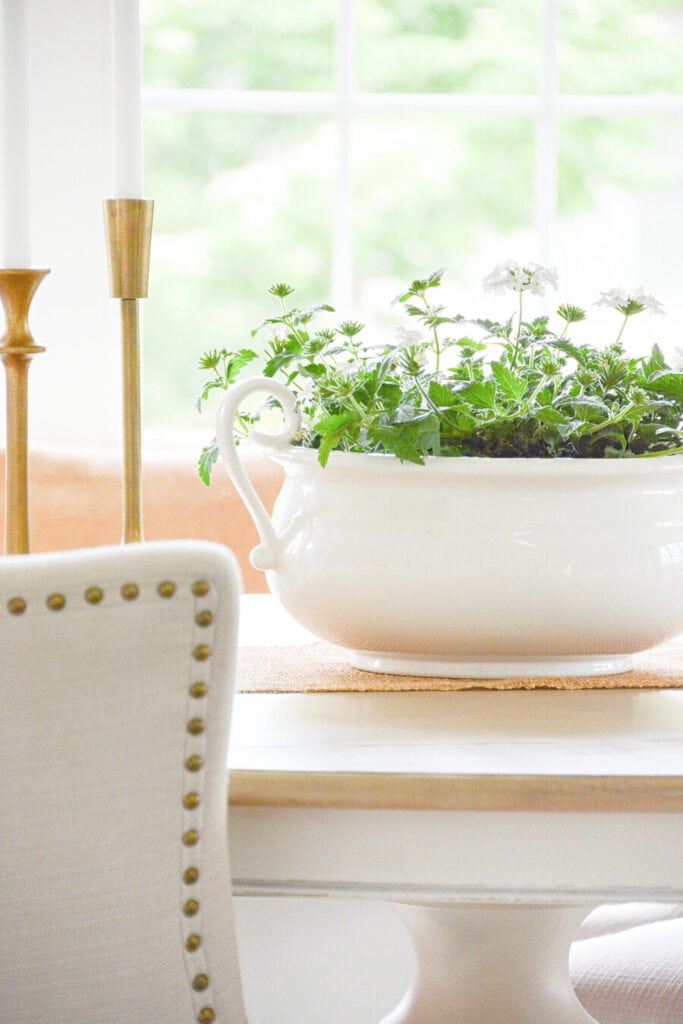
[238,637,683,692]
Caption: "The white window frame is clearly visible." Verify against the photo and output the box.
[142,0,683,315]
[14,0,683,451]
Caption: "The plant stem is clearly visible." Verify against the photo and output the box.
[635,443,683,458]
[422,293,443,372]
[510,292,524,368]
[615,312,629,346]
[582,402,634,436]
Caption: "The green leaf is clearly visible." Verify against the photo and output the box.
[313,412,360,466]
[460,380,497,410]
[225,349,258,384]
[527,316,551,338]
[370,425,425,464]
[297,303,335,318]
[268,282,295,298]
[643,371,683,405]
[338,319,365,337]
[536,406,568,425]
[565,397,611,422]
[198,441,219,486]
[643,343,668,377]
[556,304,587,324]
[429,380,458,407]
[549,337,586,363]
[198,348,225,370]
[426,267,446,287]
[314,412,359,436]
[491,362,527,402]
[250,316,291,337]
[263,344,303,377]
[196,379,224,410]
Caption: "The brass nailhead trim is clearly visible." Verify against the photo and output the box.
[183,577,215,1016]
[84,586,103,605]
[157,580,176,598]
[120,583,139,601]
[46,593,66,611]
[8,597,26,615]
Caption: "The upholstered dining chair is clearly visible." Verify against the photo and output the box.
[0,540,247,1024]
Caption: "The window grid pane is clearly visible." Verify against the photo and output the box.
[142,0,683,431]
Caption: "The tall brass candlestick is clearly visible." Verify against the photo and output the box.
[103,199,153,544]
[0,269,49,555]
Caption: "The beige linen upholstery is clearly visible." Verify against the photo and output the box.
[572,904,683,1024]
[0,541,247,1024]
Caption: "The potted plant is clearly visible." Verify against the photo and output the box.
[198,262,683,679]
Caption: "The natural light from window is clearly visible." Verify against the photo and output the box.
[140,0,683,442]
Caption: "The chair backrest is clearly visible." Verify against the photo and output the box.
[0,540,247,1024]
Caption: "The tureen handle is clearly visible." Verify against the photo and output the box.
[215,377,301,571]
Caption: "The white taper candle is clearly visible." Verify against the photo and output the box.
[1,0,31,268]
[111,0,143,198]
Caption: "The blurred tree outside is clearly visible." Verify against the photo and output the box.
[141,0,683,433]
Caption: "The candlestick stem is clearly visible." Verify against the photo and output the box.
[121,298,142,543]
[0,269,49,554]
[103,199,153,544]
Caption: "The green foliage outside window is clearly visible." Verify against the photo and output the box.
[140,0,683,430]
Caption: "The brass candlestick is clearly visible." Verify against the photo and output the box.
[103,198,153,544]
[0,268,49,555]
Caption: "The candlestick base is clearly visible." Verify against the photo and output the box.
[0,269,50,555]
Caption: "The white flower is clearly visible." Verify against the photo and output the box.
[296,377,316,403]
[267,323,290,343]
[482,261,559,297]
[672,346,683,372]
[395,325,425,349]
[633,289,665,316]
[596,288,629,311]
[596,288,665,316]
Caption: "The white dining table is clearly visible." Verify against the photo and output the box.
[228,596,683,1024]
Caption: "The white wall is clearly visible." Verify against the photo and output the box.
[3,0,123,450]
[233,898,414,1024]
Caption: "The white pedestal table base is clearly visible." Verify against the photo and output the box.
[381,902,599,1024]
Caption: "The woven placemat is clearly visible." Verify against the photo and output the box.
[238,639,683,692]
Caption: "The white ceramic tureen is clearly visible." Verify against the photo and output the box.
[217,377,683,679]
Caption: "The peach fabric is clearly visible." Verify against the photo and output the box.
[0,448,283,593]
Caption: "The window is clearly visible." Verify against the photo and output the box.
[142,0,683,441]
[7,1,683,451]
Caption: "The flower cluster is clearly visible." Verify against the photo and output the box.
[597,288,665,317]
[482,260,559,296]
[197,264,683,482]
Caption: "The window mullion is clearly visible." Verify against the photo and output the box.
[535,0,560,268]
[332,0,354,311]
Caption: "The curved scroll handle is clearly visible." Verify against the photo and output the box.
[215,377,301,571]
